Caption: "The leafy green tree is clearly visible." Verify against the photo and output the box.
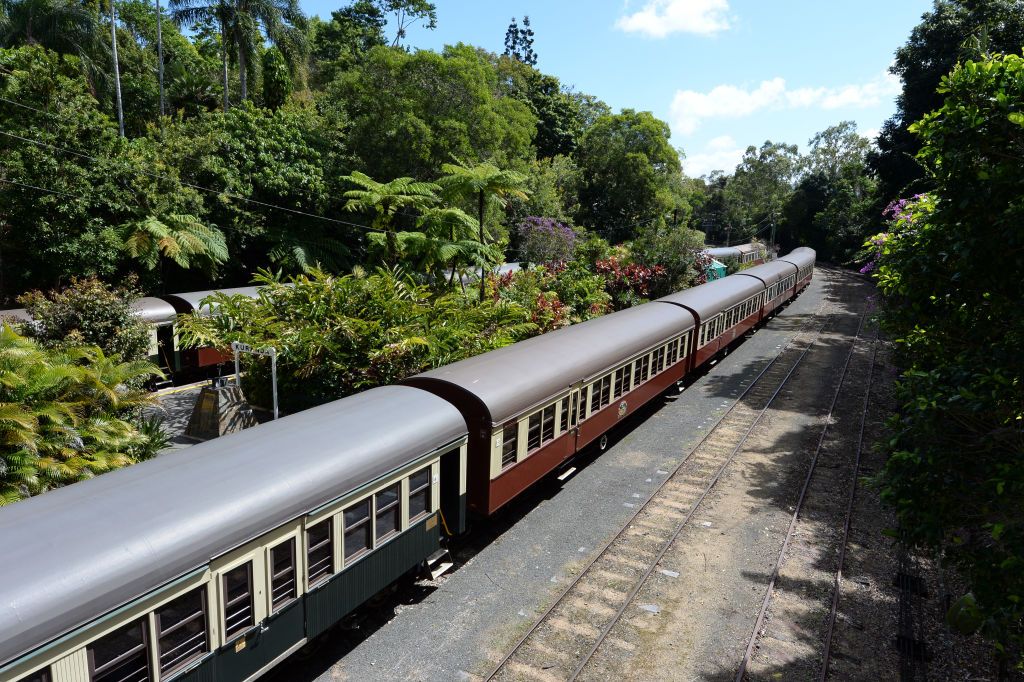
[870,52,1024,665]
[0,323,160,505]
[871,0,1024,203]
[783,121,878,260]
[0,45,203,298]
[630,223,706,295]
[0,0,99,56]
[726,140,799,244]
[307,0,384,87]
[340,170,440,265]
[156,101,346,278]
[397,207,500,285]
[18,276,151,361]
[327,44,537,181]
[495,56,582,158]
[574,109,686,243]
[170,0,234,111]
[260,45,291,109]
[120,214,228,273]
[224,0,306,101]
[438,160,528,298]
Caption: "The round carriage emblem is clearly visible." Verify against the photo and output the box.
[618,401,628,418]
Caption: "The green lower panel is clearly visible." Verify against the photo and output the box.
[306,515,441,638]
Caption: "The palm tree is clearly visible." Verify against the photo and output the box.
[170,0,234,111]
[0,324,160,505]
[155,0,165,119]
[120,214,229,275]
[0,0,98,54]
[226,0,306,101]
[438,161,529,300]
[340,171,439,266]
[108,0,124,136]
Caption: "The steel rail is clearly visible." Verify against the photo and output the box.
[734,311,871,682]
[483,271,836,682]
[818,335,880,680]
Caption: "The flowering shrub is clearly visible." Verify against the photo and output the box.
[595,257,669,309]
[517,216,577,264]
[488,269,570,333]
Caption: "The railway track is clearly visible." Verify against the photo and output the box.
[484,276,847,682]
[734,315,877,680]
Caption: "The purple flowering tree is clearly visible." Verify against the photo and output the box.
[517,217,577,264]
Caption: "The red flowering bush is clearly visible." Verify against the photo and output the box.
[595,257,669,309]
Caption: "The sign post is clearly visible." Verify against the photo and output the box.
[230,341,279,420]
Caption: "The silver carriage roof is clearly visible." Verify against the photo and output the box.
[0,385,466,669]
[736,259,798,287]
[656,273,764,321]
[704,246,741,260]
[778,247,816,271]
[129,297,177,325]
[404,302,696,426]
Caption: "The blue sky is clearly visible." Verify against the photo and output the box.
[302,0,934,177]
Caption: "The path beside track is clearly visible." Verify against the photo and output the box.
[269,267,866,682]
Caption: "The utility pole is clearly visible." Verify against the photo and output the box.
[110,0,125,137]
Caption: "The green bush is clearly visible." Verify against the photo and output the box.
[870,53,1024,666]
[19,277,151,362]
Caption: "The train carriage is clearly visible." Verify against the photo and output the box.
[403,302,697,517]
[0,386,468,682]
[778,247,816,292]
[656,275,765,369]
[736,260,798,318]
[735,243,765,265]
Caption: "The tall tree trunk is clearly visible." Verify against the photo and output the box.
[238,43,248,100]
[110,0,124,137]
[478,190,486,301]
[220,19,230,111]
[155,0,165,120]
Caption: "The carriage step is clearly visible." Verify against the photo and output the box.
[426,549,454,580]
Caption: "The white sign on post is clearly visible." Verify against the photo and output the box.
[230,341,279,420]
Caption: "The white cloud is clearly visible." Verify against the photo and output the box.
[683,135,745,177]
[669,71,900,135]
[616,0,732,38]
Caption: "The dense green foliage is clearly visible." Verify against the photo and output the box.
[0,324,162,505]
[175,268,536,411]
[869,52,1024,665]
[19,277,152,362]
[871,0,1024,204]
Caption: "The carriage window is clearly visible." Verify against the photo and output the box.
[156,587,207,676]
[222,563,253,641]
[527,412,542,451]
[570,392,579,426]
[614,366,627,398]
[270,539,297,612]
[654,347,665,373]
[635,356,650,384]
[409,467,431,521]
[88,618,150,682]
[590,380,602,413]
[560,397,569,432]
[343,500,372,561]
[542,404,556,443]
[375,484,401,540]
[501,423,518,467]
[668,339,679,365]
[306,519,333,587]
[599,376,611,408]
[22,670,50,682]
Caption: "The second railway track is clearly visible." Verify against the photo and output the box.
[485,270,857,682]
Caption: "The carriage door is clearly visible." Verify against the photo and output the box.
[564,383,583,455]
